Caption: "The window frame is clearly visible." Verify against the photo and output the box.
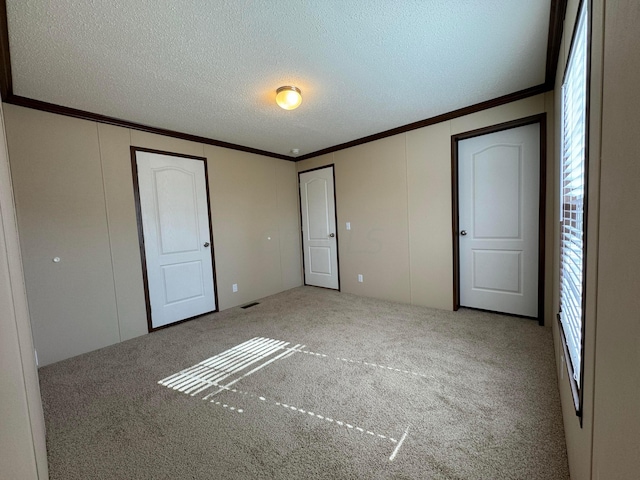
[558,0,591,421]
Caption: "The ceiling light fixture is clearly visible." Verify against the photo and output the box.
[276,86,302,110]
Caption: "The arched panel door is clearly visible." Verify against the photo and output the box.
[134,150,217,330]
[457,123,541,318]
[299,166,339,290]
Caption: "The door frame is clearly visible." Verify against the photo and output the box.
[451,114,547,325]
[130,146,220,332]
[298,164,341,291]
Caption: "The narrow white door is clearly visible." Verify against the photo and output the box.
[299,166,339,289]
[135,151,216,330]
[458,123,540,317]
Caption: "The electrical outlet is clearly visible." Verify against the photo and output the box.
[232,283,238,293]
[358,274,363,283]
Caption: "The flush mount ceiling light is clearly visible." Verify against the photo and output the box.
[276,86,302,110]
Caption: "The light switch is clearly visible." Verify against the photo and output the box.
[358,274,363,283]
[346,222,351,230]
[232,284,238,293]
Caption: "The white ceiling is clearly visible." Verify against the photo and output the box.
[6,1,551,158]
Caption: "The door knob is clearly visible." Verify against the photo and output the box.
[204,242,210,247]
[460,230,467,236]
[329,233,335,238]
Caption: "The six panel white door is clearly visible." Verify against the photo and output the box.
[458,123,540,317]
[136,151,216,329]
[300,166,339,289]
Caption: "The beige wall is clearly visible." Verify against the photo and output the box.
[297,94,554,315]
[0,103,48,478]
[335,135,411,303]
[5,107,121,367]
[4,104,302,366]
[205,145,302,308]
[591,1,640,478]
[552,1,640,479]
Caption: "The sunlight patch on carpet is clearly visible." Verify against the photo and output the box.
[158,337,302,397]
[158,336,410,461]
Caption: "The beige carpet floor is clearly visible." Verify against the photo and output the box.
[38,286,569,479]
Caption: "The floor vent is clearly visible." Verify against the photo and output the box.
[241,302,260,309]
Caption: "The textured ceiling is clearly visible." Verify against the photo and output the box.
[6,1,550,158]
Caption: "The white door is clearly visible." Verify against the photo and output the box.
[299,166,339,289]
[458,123,540,317]
[135,150,216,330]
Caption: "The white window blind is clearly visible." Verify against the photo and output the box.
[559,2,588,385]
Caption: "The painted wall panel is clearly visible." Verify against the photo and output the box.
[450,95,545,135]
[406,121,452,309]
[0,102,48,480]
[130,130,204,158]
[334,135,411,304]
[275,160,303,290]
[4,105,119,366]
[205,145,291,310]
[97,123,147,341]
[592,1,640,478]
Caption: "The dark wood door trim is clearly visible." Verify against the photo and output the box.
[297,164,341,291]
[130,146,220,333]
[451,113,547,325]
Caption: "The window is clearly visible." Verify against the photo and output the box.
[559,0,589,415]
